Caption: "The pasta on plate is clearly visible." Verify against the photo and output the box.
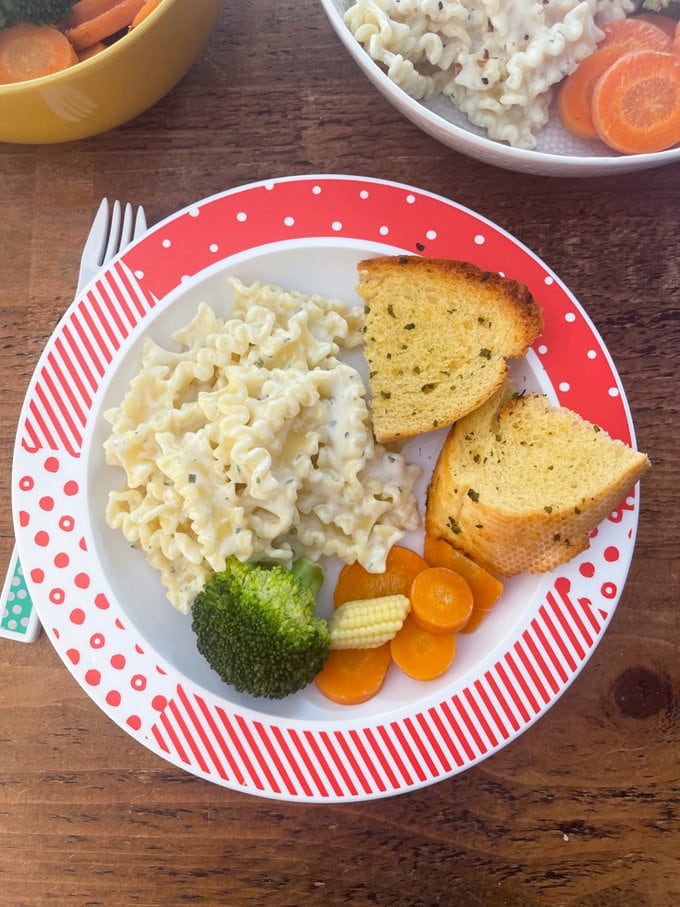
[103,278,422,614]
[344,0,634,150]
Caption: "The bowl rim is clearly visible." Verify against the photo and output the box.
[319,0,680,172]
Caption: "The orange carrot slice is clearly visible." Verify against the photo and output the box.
[333,546,428,608]
[64,0,146,51]
[77,40,108,61]
[314,643,392,705]
[409,567,473,634]
[558,45,627,139]
[61,0,122,28]
[458,606,491,635]
[131,0,164,29]
[390,614,456,681]
[598,17,672,54]
[0,23,77,84]
[592,50,680,154]
[423,535,503,612]
[633,14,679,42]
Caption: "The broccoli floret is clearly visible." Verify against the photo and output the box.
[290,555,325,598]
[191,556,331,700]
[0,1,75,29]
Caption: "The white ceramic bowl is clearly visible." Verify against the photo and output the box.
[319,0,680,177]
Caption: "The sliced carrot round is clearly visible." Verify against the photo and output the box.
[423,535,503,612]
[598,17,672,54]
[390,614,456,682]
[632,14,679,42]
[64,0,146,51]
[458,605,490,635]
[0,23,77,84]
[77,41,108,62]
[409,566,473,634]
[62,0,126,28]
[314,643,392,705]
[131,0,165,28]
[592,50,680,154]
[558,45,627,139]
[333,545,428,608]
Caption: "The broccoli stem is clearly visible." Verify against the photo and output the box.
[291,556,324,597]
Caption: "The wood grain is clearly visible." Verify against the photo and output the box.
[1,2,678,905]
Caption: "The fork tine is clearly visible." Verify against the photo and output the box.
[102,199,122,266]
[88,197,110,268]
[78,200,148,294]
[133,206,147,240]
[77,197,111,292]
[118,202,135,251]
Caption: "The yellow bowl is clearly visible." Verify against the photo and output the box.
[0,0,223,144]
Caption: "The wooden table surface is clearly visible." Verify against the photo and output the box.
[1,2,678,905]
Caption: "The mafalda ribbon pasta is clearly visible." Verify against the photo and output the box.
[344,0,634,149]
[103,278,421,613]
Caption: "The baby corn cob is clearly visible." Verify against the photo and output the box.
[328,594,411,649]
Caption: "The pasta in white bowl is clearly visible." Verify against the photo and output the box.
[319,0,680,175]
[104,277,421,614]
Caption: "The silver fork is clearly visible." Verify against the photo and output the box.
[0,199,148,643]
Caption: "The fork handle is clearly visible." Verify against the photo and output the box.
[0,544,41,642]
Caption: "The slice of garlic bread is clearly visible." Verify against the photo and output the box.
[357,256,543,443]
[425,386,650,576]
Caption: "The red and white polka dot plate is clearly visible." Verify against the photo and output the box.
[12,176,642,801]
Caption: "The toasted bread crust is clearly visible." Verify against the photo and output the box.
[357,256,544,443]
